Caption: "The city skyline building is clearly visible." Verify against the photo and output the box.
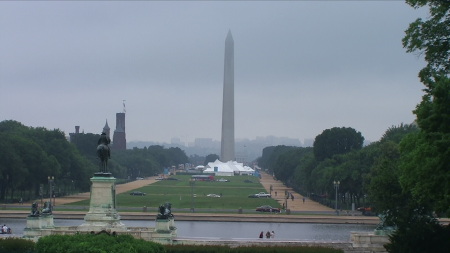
[103,119,110,137]
[112,112,126,150]
[220,30,235,162]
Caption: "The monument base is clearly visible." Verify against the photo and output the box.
[77,175,126,232]
[351,232,389,253]
[153,218,177,244]
[23,215,55,240]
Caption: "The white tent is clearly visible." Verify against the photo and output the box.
[204,159,234,176]
[204,160,255,176]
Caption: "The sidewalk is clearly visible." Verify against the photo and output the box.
[259,171,334,212]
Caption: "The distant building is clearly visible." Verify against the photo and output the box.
[112,112,126,150]
[171,137,182,146]
[69,126,81,143]
[103,120,110,137]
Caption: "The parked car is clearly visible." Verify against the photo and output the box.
[256,205,280,213]
[206,194,221,198]
[129,191,146,196]
[136,177,144,180]
[217,178,229,182]
[248,192,271,198]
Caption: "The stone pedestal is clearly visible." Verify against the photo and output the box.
[155,218,176,233]
[23,215,55,239]
[351,232,389,253]
[154,218,177,244]
[78,175,126,232]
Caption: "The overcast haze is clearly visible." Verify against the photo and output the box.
[0,1,426,145]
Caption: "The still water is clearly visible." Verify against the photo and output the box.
[1,218,375,242]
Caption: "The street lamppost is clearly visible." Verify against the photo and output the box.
[48,176,54,207]
[190,179,195,213]
[333,180,340,215]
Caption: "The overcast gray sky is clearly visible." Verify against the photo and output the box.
[0,1,427,145]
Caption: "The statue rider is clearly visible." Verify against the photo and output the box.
[98,132,111,158]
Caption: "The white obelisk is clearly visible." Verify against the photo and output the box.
[221,30,235,162]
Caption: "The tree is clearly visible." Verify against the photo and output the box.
[313,127,364,161]
[380,124,418,144]
[257,145,295,173]
[400,0,450,216]
[403,0,450,82]
[381,1,450,251]
[273,147,310,183]
[204,154,220,165]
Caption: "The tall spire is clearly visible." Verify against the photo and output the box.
[103,119,110,137]
[221,30,235,162]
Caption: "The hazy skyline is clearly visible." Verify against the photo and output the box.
[1,1,426,144]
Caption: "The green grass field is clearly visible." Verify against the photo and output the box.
[65,175,281,211]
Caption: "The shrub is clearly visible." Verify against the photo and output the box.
[35,233,165,253]
[165,245,343,253]
[0,237,36,253]
[385,217,450,253]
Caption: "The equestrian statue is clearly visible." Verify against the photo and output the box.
[96,132,111,175]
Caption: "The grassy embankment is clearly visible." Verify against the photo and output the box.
[64,175,281,211]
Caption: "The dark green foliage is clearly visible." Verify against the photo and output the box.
[367,141,406,222]
[113,146,189,179]
[399,131,450,216]
[165,245,342,253]
[0,237,36,253]
[35,233,165,253]
[313,127,364,162]
[273,147,312,182]
[0,120,96,200]
[204,154,220,165]
[385,215,450,253]
[380,124,418,144]
[403,0,449,79]
[378,1,450,252]
[258,146,296,174]
[165,245,231,253]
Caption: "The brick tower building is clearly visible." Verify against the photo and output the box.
[112,112,126,150]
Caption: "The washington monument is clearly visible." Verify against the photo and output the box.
[221,30,235,162]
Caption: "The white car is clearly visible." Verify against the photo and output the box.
[217,178,229,182]
[254,192,271,198]
[206,194,221,198]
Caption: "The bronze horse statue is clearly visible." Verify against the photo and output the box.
[97,132,111,173]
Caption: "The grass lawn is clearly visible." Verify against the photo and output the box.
[64,175,281,210]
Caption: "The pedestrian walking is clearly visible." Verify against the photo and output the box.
[291,193,294,201]
[266,231,271,239]
[259,231,263,238]
[303,197,305,203]
[271,231,275,238]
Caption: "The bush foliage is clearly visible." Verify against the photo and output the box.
[0,237,35,253]
[165,245,343,253]
[35,233,165,253]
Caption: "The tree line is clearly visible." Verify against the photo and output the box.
[0,120,189,203]
[257,125,418,209]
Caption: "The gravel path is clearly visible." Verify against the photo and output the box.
[259,172,333,212]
